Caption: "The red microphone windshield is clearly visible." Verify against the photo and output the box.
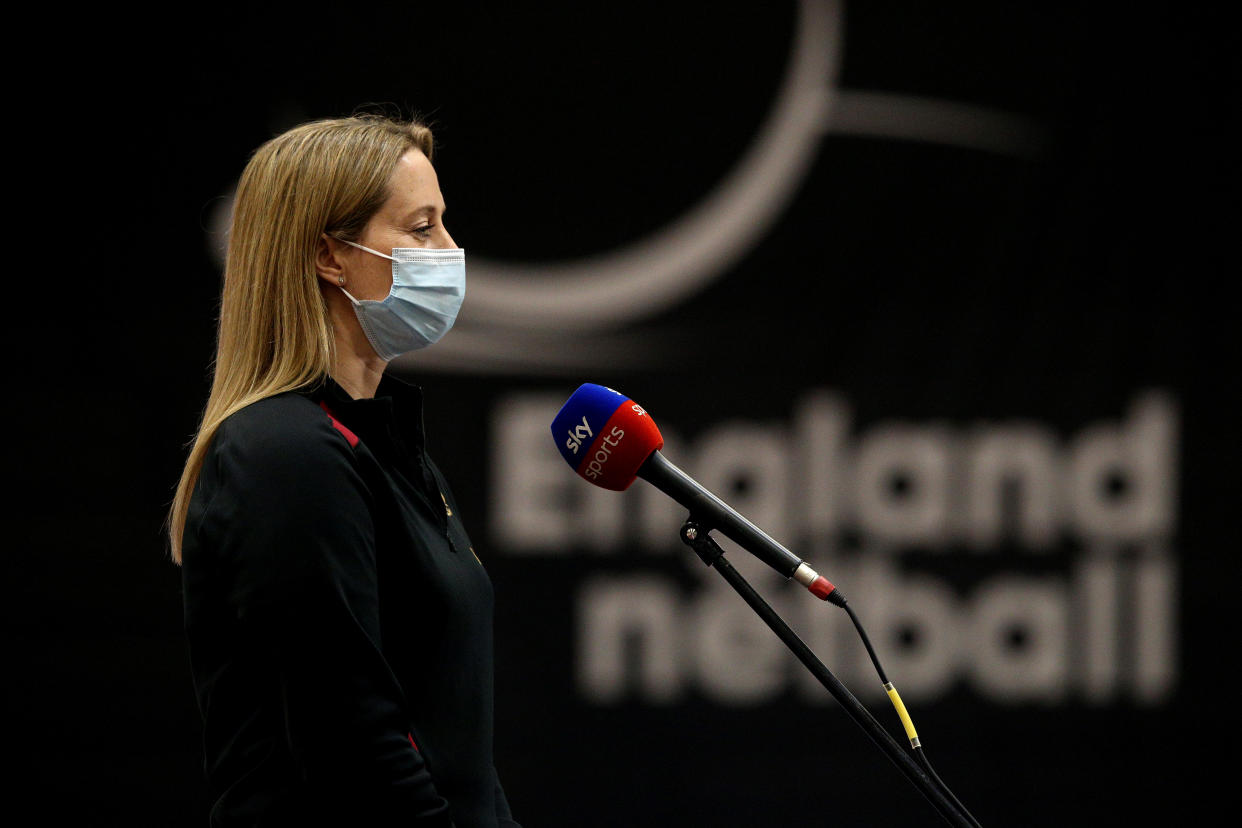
[550,387,664,490]
[579,401,663,490]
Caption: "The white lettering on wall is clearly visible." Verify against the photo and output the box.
[493,390,1180,707]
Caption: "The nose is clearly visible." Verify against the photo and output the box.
[438,224,458,250]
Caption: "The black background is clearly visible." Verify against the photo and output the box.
[12,2,1235,825]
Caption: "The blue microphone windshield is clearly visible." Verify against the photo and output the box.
[550,383,630,469]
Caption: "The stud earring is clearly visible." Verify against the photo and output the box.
[337,275,345,286]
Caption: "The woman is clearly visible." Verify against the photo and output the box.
[170,114,520,827]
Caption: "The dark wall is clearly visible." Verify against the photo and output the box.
[15,2,1233,825]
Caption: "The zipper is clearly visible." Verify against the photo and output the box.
[439,488,466,555]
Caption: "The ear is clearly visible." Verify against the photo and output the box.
[315,234,349,287]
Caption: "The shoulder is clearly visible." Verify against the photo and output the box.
[187,393,381,608]
[189,390,375,551]
[218,391,336,445]
[207,391,358,486]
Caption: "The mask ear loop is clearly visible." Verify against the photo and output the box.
[323,233,408,313]
[337,237,397,261]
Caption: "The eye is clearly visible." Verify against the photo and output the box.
[412,224,435,237]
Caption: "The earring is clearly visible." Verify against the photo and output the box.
[337,275,345,286]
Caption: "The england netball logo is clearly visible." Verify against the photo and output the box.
[206,0,1043,375]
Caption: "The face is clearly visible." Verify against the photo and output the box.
[323,148,456,302]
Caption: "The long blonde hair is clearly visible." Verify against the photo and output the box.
[169,114,434,563]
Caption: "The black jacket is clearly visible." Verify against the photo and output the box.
[182,374,518,827]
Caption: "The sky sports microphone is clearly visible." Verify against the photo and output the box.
[550,383,839,602]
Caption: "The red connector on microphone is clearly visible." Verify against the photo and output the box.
[795,565,847,607]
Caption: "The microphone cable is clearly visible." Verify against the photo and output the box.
[835,594,983,828]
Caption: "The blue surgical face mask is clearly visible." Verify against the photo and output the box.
[336,239,466,361]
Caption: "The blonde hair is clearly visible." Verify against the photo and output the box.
[168,114,434,563]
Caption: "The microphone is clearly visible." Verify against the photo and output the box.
[550,383,839,602]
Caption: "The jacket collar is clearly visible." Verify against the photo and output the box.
[312,373,428,457]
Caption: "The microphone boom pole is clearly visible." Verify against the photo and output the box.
[678,518,973,828]
[639,450,802,576]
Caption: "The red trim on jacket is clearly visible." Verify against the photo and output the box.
[319,401,360,448]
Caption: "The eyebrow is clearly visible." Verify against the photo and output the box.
[401,204,445,222]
